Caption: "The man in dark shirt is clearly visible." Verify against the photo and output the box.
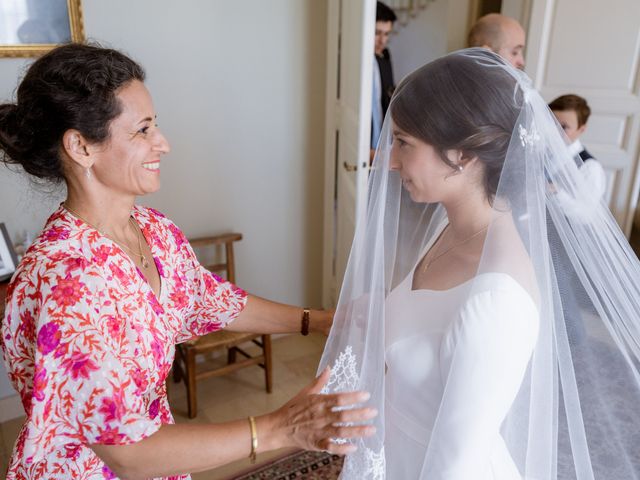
[372,2,397,153]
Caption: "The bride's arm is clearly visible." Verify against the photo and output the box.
[421,281,539,478]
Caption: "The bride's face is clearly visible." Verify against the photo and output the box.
[390,126,462,203]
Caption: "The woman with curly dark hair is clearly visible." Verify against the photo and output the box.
[0,43,376,480]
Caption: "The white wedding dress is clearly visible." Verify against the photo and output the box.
[322,49,640,480]
[384,225,540,479]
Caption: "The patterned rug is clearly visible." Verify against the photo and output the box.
[229,450,344,479]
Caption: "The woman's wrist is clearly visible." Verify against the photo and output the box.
[296,307,335,335]
[255,412,287,453]
[309,309,334,336]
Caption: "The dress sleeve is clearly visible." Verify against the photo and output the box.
[172,231,248,344]
[421,280,539,479]
[5,267,162,464]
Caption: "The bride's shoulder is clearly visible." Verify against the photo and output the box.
[471,272,537,307]
[463,273,540,333]
[440,273,540,353]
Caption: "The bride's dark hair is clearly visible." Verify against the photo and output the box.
[390,49,523,202]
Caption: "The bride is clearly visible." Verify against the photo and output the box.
[320,49,640,479]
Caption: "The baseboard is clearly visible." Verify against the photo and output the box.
[0,394,24,423]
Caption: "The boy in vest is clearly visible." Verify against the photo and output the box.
[549,94,606,200]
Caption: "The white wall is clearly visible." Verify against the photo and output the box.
[526,0,640,233]
[0,0,327,400]
[388,0,470,82]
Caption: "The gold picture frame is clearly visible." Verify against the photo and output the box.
[0,0,85,58]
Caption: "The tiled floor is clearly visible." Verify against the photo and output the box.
[0,333,326,479]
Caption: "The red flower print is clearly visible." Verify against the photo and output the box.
[105,316,121,338]
[37,322,61,355]
[153,256,164,277]
[43,397,53,420]
[102,464,117,479]
[146,207,166,219]
[160,405,171,423]
[148,398,160,419]
[96,427,126,445]
[150,338,164,367]
[169,288,189,310]
[32,367,47,402]
[63,256,89,275]
[93,244,114,266]
[99,389,127,423]
[203,272,216,293]
[211,272,224,284]
[109,263,130,286]
[51,275,85,307]
[19,310,36,343]
[168,224,187,248]
[1,206,239,478]
[131,368,149,396]
[147,291,164,315]
[61,351,99,381]
[44,226,69,242]
[63,443,81,460]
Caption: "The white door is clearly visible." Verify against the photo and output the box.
[322,0,375,308]
[526,0,640,236]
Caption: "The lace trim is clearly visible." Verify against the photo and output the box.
[321,345,359,394]
[323,345,386,479]
[341,445,386,480]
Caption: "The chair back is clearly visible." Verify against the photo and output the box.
[189,233,242,283]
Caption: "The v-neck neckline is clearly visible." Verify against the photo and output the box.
[129,207,163,302]
[61,205,164,303]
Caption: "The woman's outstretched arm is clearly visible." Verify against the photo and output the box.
[225,294,334,335]
[91,368,376,480]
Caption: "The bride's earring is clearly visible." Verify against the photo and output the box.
[85,167,92,180]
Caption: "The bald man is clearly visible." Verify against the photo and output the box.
[468,13,526,70]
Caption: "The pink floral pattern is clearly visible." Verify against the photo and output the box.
[1,205,248,479]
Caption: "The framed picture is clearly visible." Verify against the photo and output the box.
[0,0,85,58]
[0,223,19,282]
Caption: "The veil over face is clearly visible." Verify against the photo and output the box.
[320,48,640,479]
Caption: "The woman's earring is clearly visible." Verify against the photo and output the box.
[85,167,92,180]
[457,165,464,173]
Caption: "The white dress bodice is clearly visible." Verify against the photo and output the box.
[384,263,539,479]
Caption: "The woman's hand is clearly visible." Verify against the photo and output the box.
[258,367,377,454]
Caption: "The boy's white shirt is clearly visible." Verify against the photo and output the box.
[555,139,607,224]
[567,139,607,200]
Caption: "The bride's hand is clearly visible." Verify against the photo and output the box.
[259,367,377,454]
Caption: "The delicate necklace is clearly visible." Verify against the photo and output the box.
[421,223,490,273]
[63,203,150,269]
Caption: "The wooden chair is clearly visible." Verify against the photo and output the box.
[172,233,272,418]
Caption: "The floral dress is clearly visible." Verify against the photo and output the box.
[1,205,248,479]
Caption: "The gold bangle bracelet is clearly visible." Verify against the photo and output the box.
[248,416,258,463]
